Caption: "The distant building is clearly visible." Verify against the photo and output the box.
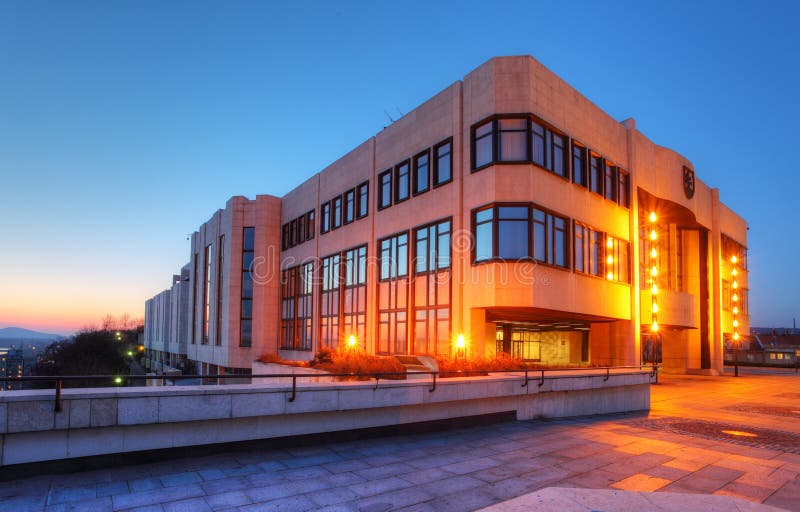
[144,55,749,377]
[0,348,24,390]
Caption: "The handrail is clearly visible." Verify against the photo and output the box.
[0,364,659,413]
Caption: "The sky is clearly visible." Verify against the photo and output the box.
[0,0,798,335]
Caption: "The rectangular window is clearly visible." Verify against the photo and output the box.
[281,224,289,250]
[532,208,569,267]
[550,132,567,178]
[474,208,494,262]
[191,253,198,344]
[474,120,494,168]
[240,227,255,347]
[606,236,630,283]
[380,233,409,280]
[320,254,341,349]
[320,202,331,233]
[378,233,409,354]
[531,122,545,166]
[413,150,430,195]
[574,222,603,277]
[617,169,630,208]
[378,170,392,209]
[289,219,297,247]
[306,210,315,240]
[281,262,314,351]
[342,246,367,346]
[344,189,355,224]
[574,224,585,273]
[297,216,306,244]
[433,138,452,186]
[497,206,529,259]
[356,181,369,218]
[202,244,212,344]
[589,154,603,195]
[572,142,587,187]
[395,161,410,203]
[604,161,617,202]
[216,235,224,346]
[413,220,452,355]
[498,118,528,162]
[331,196,342,229]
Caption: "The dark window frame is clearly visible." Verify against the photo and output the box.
[378,170,392,210]
[356,181,369,218]
[412,149,431,196]
[394,160,411,203]
[572,141,588,188]
[432,137,453,187]
[240,226,255,347]
[343,189,355,225]
[320,202,331,234]
[331,195,342,230]
[378,231,410,282]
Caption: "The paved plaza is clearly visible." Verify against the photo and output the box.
[2,368,799,511]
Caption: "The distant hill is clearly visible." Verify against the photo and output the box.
[0,327,67,341]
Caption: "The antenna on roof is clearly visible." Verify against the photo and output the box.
[395,106,404,118]
[383,110,395,125]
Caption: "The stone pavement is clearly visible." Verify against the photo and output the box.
[1,368,799,512]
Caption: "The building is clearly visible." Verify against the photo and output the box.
[143,268,191,372]
[144,55,749,376]
[0,348,24,390]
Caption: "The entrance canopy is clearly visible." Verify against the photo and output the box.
[485,307,618,331]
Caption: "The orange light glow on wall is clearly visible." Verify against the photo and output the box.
[731,255,739,346]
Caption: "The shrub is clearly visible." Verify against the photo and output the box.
[434,353,528,377]
[257,353,308,368]
[310,346,406,380]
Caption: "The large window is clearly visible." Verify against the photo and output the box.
[617,170,630,208]
[606,236,630,283]
[378,170,392,209]
[589,154,603,195]
[343,246,367,346]
[378,233,409,354]
[320,202,331,233]
[202,244,212,344]
[191,254,198,344]
[320,254,341,348]
[281,262,313,351]
[472,204,568,267]
[413,150,430,195]
[281,210,315,249]
[395,160,410,203]
[722,234,748,270]
[356,181,369,218]
[472,116,568,178]
[433,138,452,186]
[240,227,255,347]
[574,222,627,282]
[413,220,451,355]
[604,161,617,202]
[331,196,342,230]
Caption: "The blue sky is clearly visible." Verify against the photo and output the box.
[0,0,797,333]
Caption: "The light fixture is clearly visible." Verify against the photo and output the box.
[648,211,658,334]
[456,334,465,349]
[347,334,357,348]
[731,254,740,377]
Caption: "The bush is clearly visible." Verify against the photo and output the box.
[310,347,406,380]
[257,353,308,368]
[434,353,529,377]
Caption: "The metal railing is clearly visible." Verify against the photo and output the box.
[0,364,659,413]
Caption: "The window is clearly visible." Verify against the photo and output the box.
[531,208,569,267]
[572,142,587,188]
[216,235,224,346]
[606,236,630,283]
[413,220,451,355]
[722,234,748,270]
[282,211,315,249]
[498,207,529,259]
[474,208,494,262]
[395,160,410,203]
[499,118,528,161]
[433,138,452,186]
[202,244,212,344]
[281,262,313,351]
[604,161,617,202]
[378,170,392,209]
[344,189,355,224]
[240,227,255,347]
[356,181,369,218]
[589,154,603,195]
[574,222,603,278]
[320,202,331,233]
[343,246,367,346]
[320,254,341,348]
[549,131,568,178]
[378,233,409,354]
[617,170,630,208]
[306,210,315,239]
[474,120,494,168]
[331,196,342,229]
[532,122,545,166]
[380,233,409,280]
[191,253,198,344]
[413,150,430,195]
[414,220,451,274]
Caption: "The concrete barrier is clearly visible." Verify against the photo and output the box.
[0,368,652,466]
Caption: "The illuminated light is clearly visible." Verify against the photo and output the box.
[733,320,739,328]
[651,284,658,295]
[607,272,614,280]
[649,230,657,241]
[651,321,659,332]
[722,429,757,438]
[607,255,614,265]
[651,266,658,277]
[652,303,659,314]
[733,332,740,340]
[732,268,738,277]
[347,334,357,348]
[114,377,123,385]
[650,248,657,259]
[733,306,738,314]
[732,281,738,289]
[732,293,738,302]
[606,238,614,248]
[456,334,466,349]
[731,255,738,264]
[649,211,657,223]
[127,351,134,357]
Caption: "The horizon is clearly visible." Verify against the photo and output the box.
[1,1,798,333]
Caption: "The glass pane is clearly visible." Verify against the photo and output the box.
[242,272,253,298]
[416,231,428,273]
[243,227,255,251]
[498,221,528,259]
[475,121,493,138]
[438,232,450,269]
[533,221,546,261]
[476,208,493,223]
[398,235,408,276]
[475,136,493,167]
[240,319,252,347]
[242,251,254,271]
[532,123,545,165]
[575,226,584,272]
[499,207,528,219]
[499,131,527,161]
[241,299,253,319]
[499,118,527,130]
[476,222,493,261]
[436,144,451,184]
